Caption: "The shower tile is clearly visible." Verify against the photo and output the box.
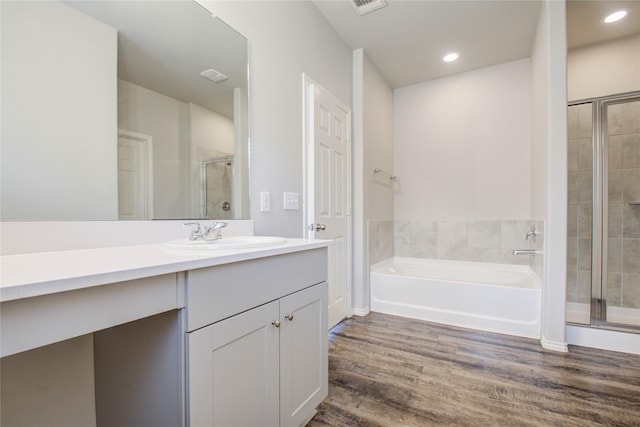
[623,204,640,238]
[413,219,437,236]
[576,204,592,239]
[500,248,530,266]
[468,220,501,249]
[623,274,640,309]
[622,101,640,134]
[568,139,578,172]
[578,103,593,138]
[623,239,640,274]
[577,270,592,304]
[379,220,394,260]
[411,220,437,258]
[607,238,623,273]
[622,168,640,203]
[566,270,578,302]
[567,204,578,237]
[608,204,623,238]
[577,138,593,171]
[622,133,640,168]
[608,135,623,170]
[410,238,437,259]
[577,171,593,204]
[567,237,578,272]
[577,238,592,271]
[607,272,622,306]
[534,220,545,249]
[607,103,623,136]
[394,220,410,245]
[437,220,467,249]
[501,220,529,249]
[568,172,579,205]
[608,170,623,204]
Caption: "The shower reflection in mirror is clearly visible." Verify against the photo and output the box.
[202,155,234,219]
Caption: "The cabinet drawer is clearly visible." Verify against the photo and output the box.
[186,248,327,331]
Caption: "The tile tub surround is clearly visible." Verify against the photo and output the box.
[393,219,540,267]
[368,220,394,266]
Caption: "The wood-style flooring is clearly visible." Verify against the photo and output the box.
[308,312,640,427]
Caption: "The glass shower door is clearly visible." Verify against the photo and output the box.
[602,97,640,328]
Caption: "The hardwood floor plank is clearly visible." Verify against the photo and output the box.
[308,313,640,427]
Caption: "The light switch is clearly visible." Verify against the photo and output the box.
[283,192,300,211]
[260,192,271,212]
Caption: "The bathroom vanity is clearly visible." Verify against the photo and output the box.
[0,239,329,427]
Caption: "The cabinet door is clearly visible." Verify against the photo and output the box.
[279,282,328,427]
[188,301,280,427]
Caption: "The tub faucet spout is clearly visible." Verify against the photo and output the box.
[513,249,536,256]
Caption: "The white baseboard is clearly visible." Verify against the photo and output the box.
[540,336,569,352]
[351,307,370,317]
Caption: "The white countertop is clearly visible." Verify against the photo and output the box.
[0,238,331,303]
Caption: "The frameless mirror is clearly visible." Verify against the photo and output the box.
[1,0,249,221]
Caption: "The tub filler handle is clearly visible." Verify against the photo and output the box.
[513,249,536,256]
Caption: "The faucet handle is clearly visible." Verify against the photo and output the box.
[525,225,538,241]
[184,222,202,240]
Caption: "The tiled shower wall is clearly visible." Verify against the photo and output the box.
[607,100,640,309]
[368,219,544,279]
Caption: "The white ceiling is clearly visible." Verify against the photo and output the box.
[63,1,247,118]
[313,0,640,89]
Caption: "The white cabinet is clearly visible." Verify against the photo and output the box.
[188,300,280,427]
[186,249,328,427]
[279,283,328,427]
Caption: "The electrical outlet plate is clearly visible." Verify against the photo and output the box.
[283,192,300,211]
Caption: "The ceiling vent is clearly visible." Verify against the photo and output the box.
[200,68,228,84]
[351,0,387,16]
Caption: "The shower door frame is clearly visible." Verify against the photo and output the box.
[570,91,640,333]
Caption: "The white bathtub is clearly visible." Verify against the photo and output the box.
[370,257,542,339]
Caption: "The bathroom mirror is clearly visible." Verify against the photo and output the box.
[0,0,249,221]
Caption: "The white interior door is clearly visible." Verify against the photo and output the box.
[118,130,153,220]
[305,77,351,329]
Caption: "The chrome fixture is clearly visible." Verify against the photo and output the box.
[513,249,536,256]
[525,225,538,242]
[373,168,398,181]
[184,221,228,241]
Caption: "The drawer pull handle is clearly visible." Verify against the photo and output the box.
[285,313,294,321]
[272,320,281,328]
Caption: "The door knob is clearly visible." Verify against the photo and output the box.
[315,223,326,231]
[272,320,281,328]
[285,313,294,321]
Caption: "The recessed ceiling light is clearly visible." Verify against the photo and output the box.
[443,53,459,63]
[604,10,628,23]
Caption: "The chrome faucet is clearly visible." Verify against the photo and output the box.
[184,221,228,241]
[513,249,536,256]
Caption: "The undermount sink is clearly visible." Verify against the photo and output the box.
[165,236,287,251]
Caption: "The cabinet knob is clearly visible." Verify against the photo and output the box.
[272,320,281,328]
[285,313,294,321]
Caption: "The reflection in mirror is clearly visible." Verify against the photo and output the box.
[1,0,249,221]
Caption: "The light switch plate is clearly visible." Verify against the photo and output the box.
[260,192,271,212]
[283,192,300,211]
